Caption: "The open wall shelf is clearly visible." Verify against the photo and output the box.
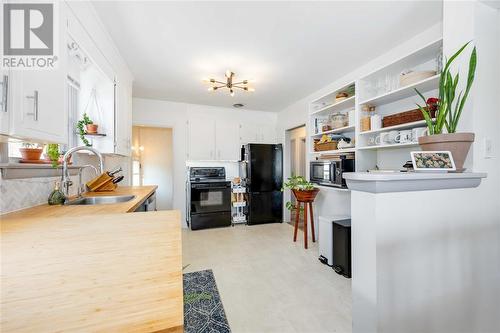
[308,38,442,172]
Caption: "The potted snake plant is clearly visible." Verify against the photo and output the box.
[415,42,477,172]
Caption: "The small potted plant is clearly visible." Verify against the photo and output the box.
[76,113,95,147]
[19,143,43,161]
[45,143,60,168]
[415,42,477,172]
[282,175,319,209]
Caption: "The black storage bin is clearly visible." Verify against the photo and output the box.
[332,218,351,278]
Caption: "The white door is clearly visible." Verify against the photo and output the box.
[188,118,215,160]
[0,69,10,135]
[215,119,240,160]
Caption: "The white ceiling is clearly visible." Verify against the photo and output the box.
[92,1,442,112]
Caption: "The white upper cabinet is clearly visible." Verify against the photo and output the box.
[240,122,277,145]
[7,4,68,144]
[260,124,277,144]
[215,119,240,160]
[0,69,10,135]
[188,118,216,160]
[114,78,132,156]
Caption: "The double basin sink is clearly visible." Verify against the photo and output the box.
[66,195,136,205]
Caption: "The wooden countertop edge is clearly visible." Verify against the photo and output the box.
[0,185,158,220]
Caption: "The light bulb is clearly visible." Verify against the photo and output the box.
[225,70,232,78]
[139,146,144,152]
[248,87,255,92]
[202,77,209,82]
[208,87,215,91]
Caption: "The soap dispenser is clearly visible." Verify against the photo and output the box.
[48,181,66,205]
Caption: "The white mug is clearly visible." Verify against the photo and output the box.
[412,127,428,142]
[388,130,399,144]
[395,130,412,143]
[375,132,390,145]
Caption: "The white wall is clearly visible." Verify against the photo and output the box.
[276,23,443,223]
[132,98,277,226]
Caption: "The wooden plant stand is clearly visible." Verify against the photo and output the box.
[292,188,320,249]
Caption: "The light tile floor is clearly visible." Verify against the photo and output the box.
[182,223,352,333]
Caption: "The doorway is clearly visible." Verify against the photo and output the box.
[284,125,307,223]
[132,126,174,210]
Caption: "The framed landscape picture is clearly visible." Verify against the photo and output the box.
[410,151,456,172]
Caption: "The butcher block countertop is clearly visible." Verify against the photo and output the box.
[0,210,183,333]
[0,185,158,220]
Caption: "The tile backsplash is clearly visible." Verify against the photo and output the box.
[0,154,131,215]
[0,175,78,215]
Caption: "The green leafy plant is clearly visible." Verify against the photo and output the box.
[282,175,316,211]
[22,142,41,149]
[46,144,60,168]
[76,113,93,147]
[415,42,477,135]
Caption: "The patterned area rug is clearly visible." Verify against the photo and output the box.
[183,269,231,333]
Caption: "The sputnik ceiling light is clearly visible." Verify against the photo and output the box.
[203,70,255,97]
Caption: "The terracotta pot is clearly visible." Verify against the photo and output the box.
[86,124,98,134]
[19,148,43,161]
[418,133,474,172]
[292,188,320,202]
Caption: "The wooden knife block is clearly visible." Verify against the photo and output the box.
[86,173,117,192]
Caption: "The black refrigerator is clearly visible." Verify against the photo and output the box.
[241,144,283,225]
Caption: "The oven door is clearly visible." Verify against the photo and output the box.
[310,162,333,185]
[190,182,231,214]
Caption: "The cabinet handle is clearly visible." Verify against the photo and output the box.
[0,75,8,113]
[26,90,39,121]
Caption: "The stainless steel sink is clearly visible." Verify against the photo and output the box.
[66,195,136,205]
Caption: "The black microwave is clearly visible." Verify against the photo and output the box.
[310,156,355,188]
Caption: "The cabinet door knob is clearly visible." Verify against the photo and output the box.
[26,90,39,121]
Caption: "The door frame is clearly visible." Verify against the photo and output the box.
[283,124,307,222]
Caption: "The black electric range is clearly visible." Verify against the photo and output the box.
[188,167,232,230]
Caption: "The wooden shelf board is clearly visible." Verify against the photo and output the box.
[359,75,439,106]
[310,125,355,137]
[310,96,355,115]
[357,142,419,150]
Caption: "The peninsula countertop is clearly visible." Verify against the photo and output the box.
[0,185,158,220]
[0,210,183,333]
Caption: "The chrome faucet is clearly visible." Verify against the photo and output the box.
[62,146,104,197]
[77,165,98,197]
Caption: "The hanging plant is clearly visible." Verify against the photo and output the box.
[76,113,93,147]
[46,144,60,168]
